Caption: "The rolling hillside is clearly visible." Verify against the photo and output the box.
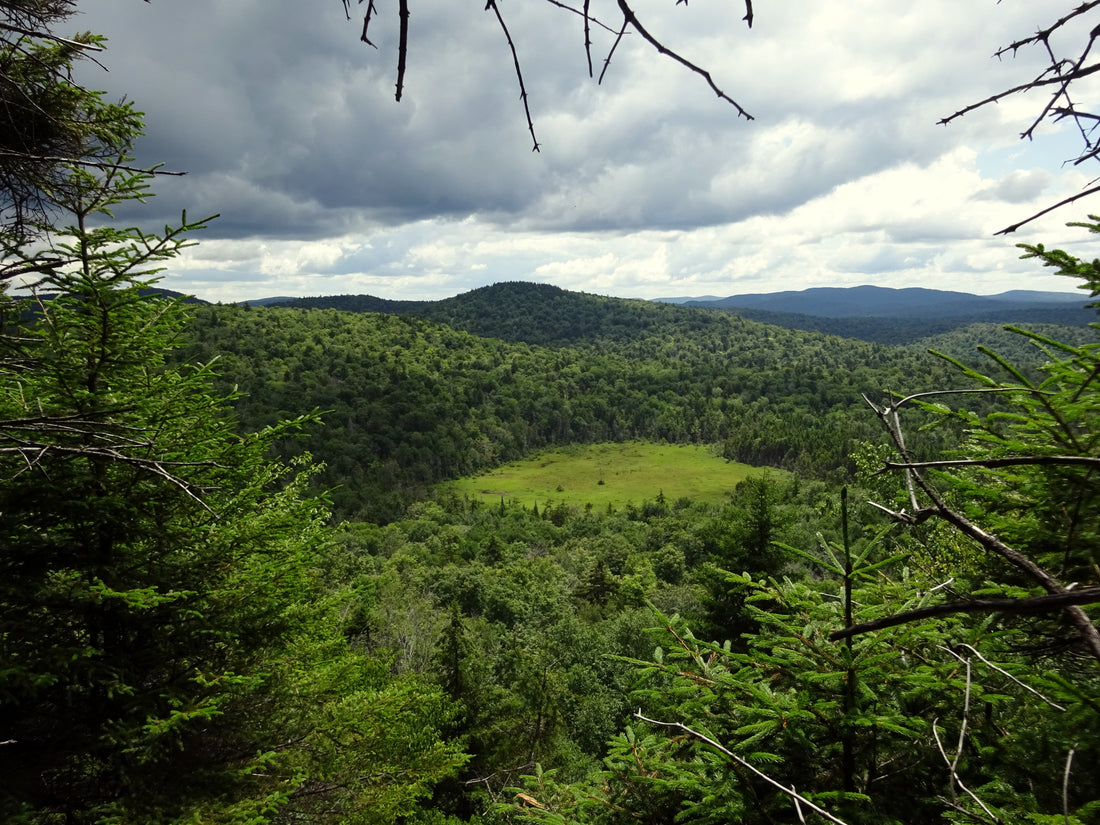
[176,285,998,521]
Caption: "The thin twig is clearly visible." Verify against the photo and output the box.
[1064,744,1077,825]
[486,0,540,151]
[884,455,1100,472]
[614,0,753,120]
[598,17,630,85]
[635,713,851,825]
[863,392,1100,663]
[931,670,1002,825]
[0,151,186,176]
[996,182,1100,235]
[955,643,1066,711]
[395,0,409,100]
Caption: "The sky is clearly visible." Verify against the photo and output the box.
[69,0,1100,303]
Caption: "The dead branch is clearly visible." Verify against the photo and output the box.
[935,3,1100,230]
[485,0,540,152]
[930,660,1002,824]
[829,588,1100,642]
[1064,744,1077,824]
[883,455,1100,472]
[862,393,1100,663]
[0,150,187,177]
[635,713,851,825]
[614,0,752,120]
[953,642,1067,711]
[343,0,752,147]
[395,0,408,100]
[996,182,1100,235]
[0,21,103,50]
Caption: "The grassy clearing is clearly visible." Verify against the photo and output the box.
[438,441,770,510]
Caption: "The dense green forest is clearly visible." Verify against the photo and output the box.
[4,8,1100,824]
[177,289,978,521]
[6,161,1100,820]
[272,285,1095,347]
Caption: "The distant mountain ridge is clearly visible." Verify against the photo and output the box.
[260,282,1093,346]
[671,284,1086,318]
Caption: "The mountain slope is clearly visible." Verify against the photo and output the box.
[273,282,1093,347]
[685,284,1085,318]
[179,295,966,521]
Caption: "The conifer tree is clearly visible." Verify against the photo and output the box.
[0,75,464,825]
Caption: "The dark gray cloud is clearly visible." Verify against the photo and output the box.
[63,0,1096,301]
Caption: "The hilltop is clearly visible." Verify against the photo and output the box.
[264,282,1093,346]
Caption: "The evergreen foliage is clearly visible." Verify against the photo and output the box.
[495,224,1100,825]
[0,98,464,824]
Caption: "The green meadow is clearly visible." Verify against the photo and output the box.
[439,441,772,509]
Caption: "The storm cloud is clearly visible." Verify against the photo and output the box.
[72,0,1097,301]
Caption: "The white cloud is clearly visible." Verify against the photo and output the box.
[70,0,1099,302]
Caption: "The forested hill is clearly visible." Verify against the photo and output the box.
[273,282,735,348]
[271,282,1094,346]
[685,284,1085,316]
[179,292,975,521]
[705,304,1094,345]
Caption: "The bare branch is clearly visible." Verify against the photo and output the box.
[583,0,593,76]
[996,182,1100,235]
[614,0,753,120]
[361,0,379,47]
[635,713,851,825]
[993,2,1100,59]
[486,0,540,152]
[539,0,622,36]
[829,588,1100,642]
[931,678,1002,824]
[1064,744,1077,825]
[864,388,1100,661]
[0,150,186,177]
[883,455,1100,473]
[598,17,630,86]
[953,643,1067,711]
[395,0,409,100]
[0,22,103,51]
[936,4,1100,226]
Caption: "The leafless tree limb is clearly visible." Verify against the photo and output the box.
[0,21,101,50]
[538,0,622,36]
[931,661,1002,824]
[996,182,1100,235]
[598,17,630,86]
[862,392,1100,663]
[635,713,851,825]
[342,0,753,148]
[1064,744,1077,825]
[485,0,540,152]
[583,0,593,76]
[395,0,408,100]
[952,642,1067,711]
[0,439,220,508]
[829,588,1100,642]
[883,455,1100,472]
[936,4,1100,230]
[613,0,752,120]
[0,151,187,176]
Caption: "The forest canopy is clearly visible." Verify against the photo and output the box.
[1,1,1100,824]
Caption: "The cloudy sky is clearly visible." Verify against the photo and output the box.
[71,0,1099,302]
